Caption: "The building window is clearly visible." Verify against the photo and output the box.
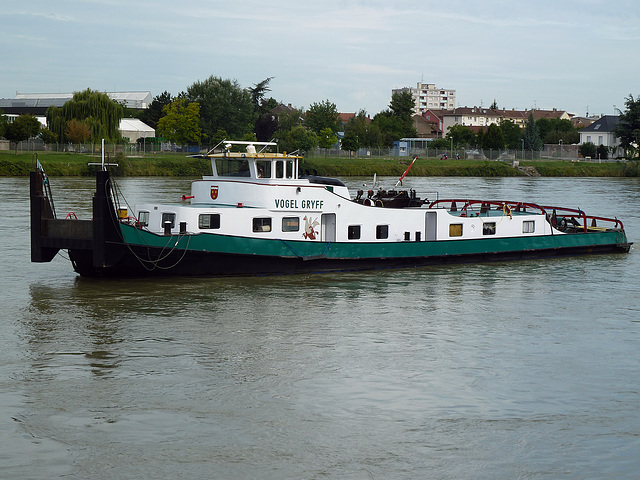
[376,225,389,239]
[523,221,535,233]
[282,217,299,232]
[138,211,149,227]
[199,213,220,229]
[449,224,463,237]
[483,222,496,235]
[161,212,175,228]
[253,217,272,232]
[348,225,361,239]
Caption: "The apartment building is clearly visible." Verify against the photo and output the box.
[392,82,456,115]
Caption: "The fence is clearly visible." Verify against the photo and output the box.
[6,140,623,163]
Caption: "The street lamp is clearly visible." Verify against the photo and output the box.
[559,139,563,159]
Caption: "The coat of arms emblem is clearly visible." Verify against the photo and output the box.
[210,186,219,200]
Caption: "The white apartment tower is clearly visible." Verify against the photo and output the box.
[392,82,456,114]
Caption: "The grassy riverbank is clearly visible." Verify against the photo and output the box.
[1,150,637,177]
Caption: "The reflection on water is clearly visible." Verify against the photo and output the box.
[2,176,640,479]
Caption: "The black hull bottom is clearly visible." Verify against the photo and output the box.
[68,242,632,278]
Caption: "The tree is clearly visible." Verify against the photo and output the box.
[65,118,91,146]
[249,77,278,141]
[522,111,543,151]
[389,90,417,138]
[5,114,41,153]
[500,119,522,150]
[537,117,579,144]
[490,99,498,109]
[0,108,7,138]
[579,142,597,158]
[481,123,505,150]
[318,127,338,150]
[157,99,202,146]
[615,94,640,159]
[305,100,340,134]
[186,76,255,142]
[445,124,476,148]
[139,91,173,130]
[277,125,317,154]
[341,130,361,153]
[45,89,123,144]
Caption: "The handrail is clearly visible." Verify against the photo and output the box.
[429,199,624,232]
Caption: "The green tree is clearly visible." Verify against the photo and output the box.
[65,118,92,146]
[445,124,476,148]
[305,100,340,134]
[615,94,640,159]
[344,110,371,146]
[250,78,279,141]
[490,99,498,109]
[157,99,202,146]
[139,91,173,130]
[186,76,255,142]
[523,111,543,151]
[318,127,338,150]
[5,114,41,153]
[45,89,123,144]
[341,130,361,153]
[481,123,505,150]
[537,117,579,144]
[39,127,57,145]
[500,119,522,150]
[277,125,317,154]
[579,141,597,158]
[0,108,7,138]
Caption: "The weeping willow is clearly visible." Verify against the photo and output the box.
[45,89,124,144]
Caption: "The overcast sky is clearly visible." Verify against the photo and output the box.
[2,0,639,117]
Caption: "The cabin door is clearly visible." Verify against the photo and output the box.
[321,213,336,242]
[425,212,437,241]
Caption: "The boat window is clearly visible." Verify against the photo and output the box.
[523,220,535,233]
[282,217,299,232]
[275,160,284,178]
[138,211,149,227]
[253,217,272,232]
[483,222,496,235]
[286,160,294,179]
[376,225,389,239]
[348,225,361,240]
[215,158,250,177]
[449,224,463,237]
[199,213,221,229]
[256,160,271,179]
[161,212,176,228]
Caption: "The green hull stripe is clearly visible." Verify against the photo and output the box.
[121,225,629,259]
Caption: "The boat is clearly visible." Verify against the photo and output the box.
[30,140,632,277]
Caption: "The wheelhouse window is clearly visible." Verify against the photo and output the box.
[282,217,299,232]
[483,222,496,235]
[215,158,250,177]
[348,225,361,240]
[253,217,272,232]
[376,225,389,239]
[449,224,463,237]
[256,160,271,179]
[161,212,175,228]
[199,213,220,229]
[523,220,535,233]
[138,211,149,227]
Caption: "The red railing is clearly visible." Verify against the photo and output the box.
[428,199,624,232]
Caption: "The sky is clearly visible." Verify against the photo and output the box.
[2,0,639,117]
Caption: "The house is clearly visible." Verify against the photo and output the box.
[579,115,620,156]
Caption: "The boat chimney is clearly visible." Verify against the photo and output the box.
[246,144,256,154]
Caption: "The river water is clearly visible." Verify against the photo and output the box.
[1,175,639,479]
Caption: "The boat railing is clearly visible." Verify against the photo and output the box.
[540,205,624,232]
[429,199,624,232]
